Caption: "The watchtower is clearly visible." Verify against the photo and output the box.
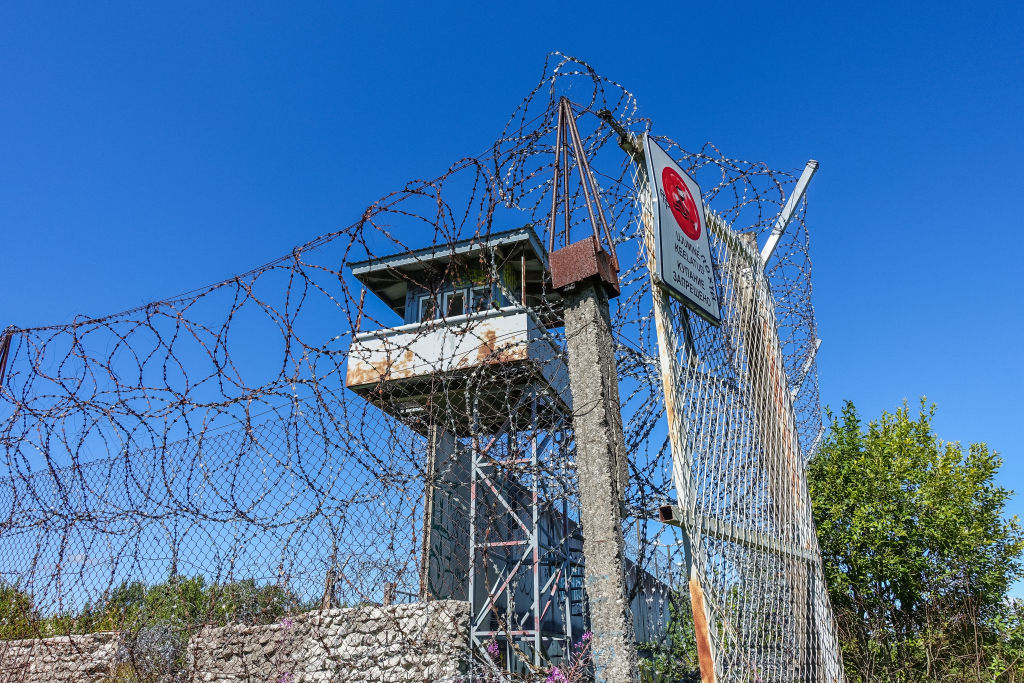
[345,226,585,671]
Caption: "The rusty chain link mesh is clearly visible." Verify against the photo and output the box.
[0,53,840,682]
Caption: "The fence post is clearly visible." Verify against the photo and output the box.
[548,97,638,682]
[561,280,639,683]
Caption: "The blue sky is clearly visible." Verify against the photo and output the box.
[1,1,1022,568]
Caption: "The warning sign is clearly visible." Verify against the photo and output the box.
[643,134,721,324]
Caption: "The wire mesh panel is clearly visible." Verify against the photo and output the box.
[0,53,841,682]
[628,167,843,680]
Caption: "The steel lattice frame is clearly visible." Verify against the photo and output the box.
[466,381,582,673]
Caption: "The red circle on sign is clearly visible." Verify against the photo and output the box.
[662,167,701,240]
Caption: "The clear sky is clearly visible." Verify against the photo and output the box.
[2,1,1022,573]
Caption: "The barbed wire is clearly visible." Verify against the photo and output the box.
[0,52,833,682]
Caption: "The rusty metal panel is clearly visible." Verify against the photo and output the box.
[550,236,620,297]
[689,576,716,683]
[346,308,532,387]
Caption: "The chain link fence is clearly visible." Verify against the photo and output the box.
[0,53,838,682]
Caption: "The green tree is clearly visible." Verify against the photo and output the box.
[81,575,296,631]
[206,577,296,625]
[0,582,37,639]
[808,400,1024,682]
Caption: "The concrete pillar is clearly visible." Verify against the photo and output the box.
[562,281,639,683]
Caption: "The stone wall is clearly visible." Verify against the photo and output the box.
[190,600,471,683]
[0,631,123,683]
[0,600,471,683]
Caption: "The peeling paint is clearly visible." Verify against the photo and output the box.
[345,309,563,404]
[689,575,716,683]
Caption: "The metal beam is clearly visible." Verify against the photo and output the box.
[639,162,719,683]
[806,425,826,461]
[760,160,819,267]
[660,505,815,562]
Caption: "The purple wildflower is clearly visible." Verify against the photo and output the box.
[545,666,568,683]
[486,639,500,658]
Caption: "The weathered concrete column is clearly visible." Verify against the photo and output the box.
[546,96,637,681]
[562,280,639,683]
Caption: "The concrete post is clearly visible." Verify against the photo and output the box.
[562,281,639,683]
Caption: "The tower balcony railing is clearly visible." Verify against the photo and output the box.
[345,306,569,434]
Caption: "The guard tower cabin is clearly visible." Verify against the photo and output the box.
[345,226,585,671]
[345,225,568,434]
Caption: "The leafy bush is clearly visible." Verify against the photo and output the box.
[809,400,1024,682]
[638,590,701,683]
[0,582,37,640]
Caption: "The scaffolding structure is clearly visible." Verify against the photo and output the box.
[466,381,583,671]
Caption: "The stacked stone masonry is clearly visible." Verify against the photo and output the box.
[0,600,471,683]
[0,631,123,683]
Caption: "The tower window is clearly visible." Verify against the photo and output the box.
[418,297,437,323]
[471,286,492,312]
[444,290,466,318]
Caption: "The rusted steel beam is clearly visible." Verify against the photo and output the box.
[547,97,620,297]
[689,576,715,683]
[0,328,12,389]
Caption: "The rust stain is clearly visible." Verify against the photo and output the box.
[481,343,530,367]
[689,576,717,683]
[476,329,498,362]
[499,342,529,363]
[346,342,424,387]
[345,357,392,387]
[347,321,535,389]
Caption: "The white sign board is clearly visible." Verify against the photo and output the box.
[643,134,721,325]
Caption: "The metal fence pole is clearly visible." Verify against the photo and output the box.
[641,202,720,683]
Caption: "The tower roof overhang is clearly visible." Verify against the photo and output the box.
[348,225,559,323]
